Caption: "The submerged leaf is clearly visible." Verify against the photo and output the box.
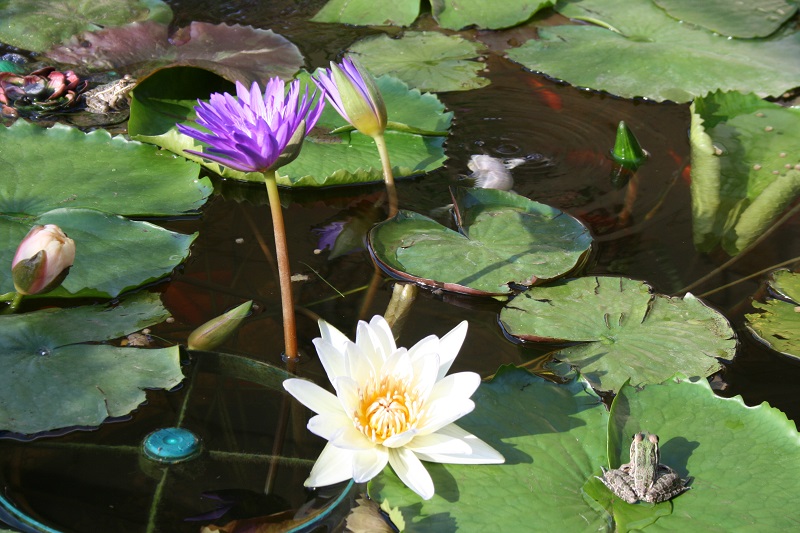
[689,91,800,255]
[0,292,182,435]
[500,276,736,392]
[368,188,593,296]
[745,269,800,359]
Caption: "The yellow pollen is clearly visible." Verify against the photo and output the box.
[354,374,420,444]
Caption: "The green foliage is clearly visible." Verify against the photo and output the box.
[653,0,797,38]
[506,0,800,102]
[368,188,593,296]
[500,277,735,392]
[348,32,489,92]
[0,292,183,434]
[745,269,800,358]
[689,91,800,255]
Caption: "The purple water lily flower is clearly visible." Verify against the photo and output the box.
[313,57,386,138]
[178,77,324,173]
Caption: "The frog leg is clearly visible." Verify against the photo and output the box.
[643,465,691,503]
[597,467,640,504]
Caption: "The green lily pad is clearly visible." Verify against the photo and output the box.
[46,21,303,86]
[368,188,593,296]
[347,31,489,92]
[506,0,800,102]
[653,0,797,39]
[689,91,800,255]
[0,292,183,435]
[312,0,554,30]
[0,120,209,216]
[131,73,452,187]
[598,375,800,531]
[499,276,736,392]
[0,0,171,53]
[745,269,800,359]
[369,366,611,532]
[0,208,197,298]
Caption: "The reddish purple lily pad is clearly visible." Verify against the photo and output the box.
[46,21,304,85]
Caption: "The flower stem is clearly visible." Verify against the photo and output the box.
[2,292,24,314]
[373,133,398,217]
[263,170,298,369]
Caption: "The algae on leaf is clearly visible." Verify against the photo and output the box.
[500,276,735,392]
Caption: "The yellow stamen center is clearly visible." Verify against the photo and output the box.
[354,374,421,444]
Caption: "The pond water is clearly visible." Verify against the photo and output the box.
[1,1,799,532]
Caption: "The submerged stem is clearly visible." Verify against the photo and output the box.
[263,170,298,369]
[373,133,398,217]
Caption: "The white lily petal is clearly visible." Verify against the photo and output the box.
[305,442,355,488]
[436,321,468,380]
[283,378,342,416]
[318,318,350,352]
[381,349,413,385]
[382,428,418,449]
[346,341,374,386]
[409,353,440,402]
[418,398,475,435]
[426,372,481,404]
[312,338,347,382]
[352,446,389,482]
[388,447,435,500]
[367,315,397,358]
[333,375,360,415]
[408,424,505,464]
[308,413,372,450]
[355,320,387,372]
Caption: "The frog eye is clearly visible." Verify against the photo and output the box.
[648,434,659,445]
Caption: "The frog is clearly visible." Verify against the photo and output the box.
[597,432,691,504]
[82,74,136,113]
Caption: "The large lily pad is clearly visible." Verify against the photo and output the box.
[46,21,303,86]
[347,31,489,92]
[0,209,197,298]
[594,375,800,531]
[0,0,171,53]
[500,276,736,392]
[653,0,797,39]
[506,0,800,102]
[368,188,593,296]
[312,0,553,30]
[369,366,611,532]
[689,91,800,255]
[745,269,800,359]
[0,120,209,216]
[131,73,452,187]
[0,292,183,435]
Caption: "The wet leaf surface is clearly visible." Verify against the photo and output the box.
[745,269,800,359]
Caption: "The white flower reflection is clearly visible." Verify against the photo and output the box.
[283,316,504,499]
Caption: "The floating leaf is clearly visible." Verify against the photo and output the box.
[0,0,172,53]
[745,269,800,359]
[369,366,611,532]
[500,276,735,392]
[46,21,303,86]
[0,292,183,435]
[0,209,197,298]
[368,188,593,296]
[689,91,800,255]
[0,120,209,216]
[596,375,800,531]
[652,0,797,39]
[311,0,418,26]
[506,0,800,102]
[348,31,489,92]
[131,73,452,187]
[312,0,554,30]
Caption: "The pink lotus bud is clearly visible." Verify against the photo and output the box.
[11,224,76,295]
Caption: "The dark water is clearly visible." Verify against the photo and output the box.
[2,1,799,531]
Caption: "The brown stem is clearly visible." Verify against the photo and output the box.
[263,170,298,370]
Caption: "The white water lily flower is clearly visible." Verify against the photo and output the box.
[283,316,504,500]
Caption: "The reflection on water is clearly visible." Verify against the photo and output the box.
[2,0,799,531]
